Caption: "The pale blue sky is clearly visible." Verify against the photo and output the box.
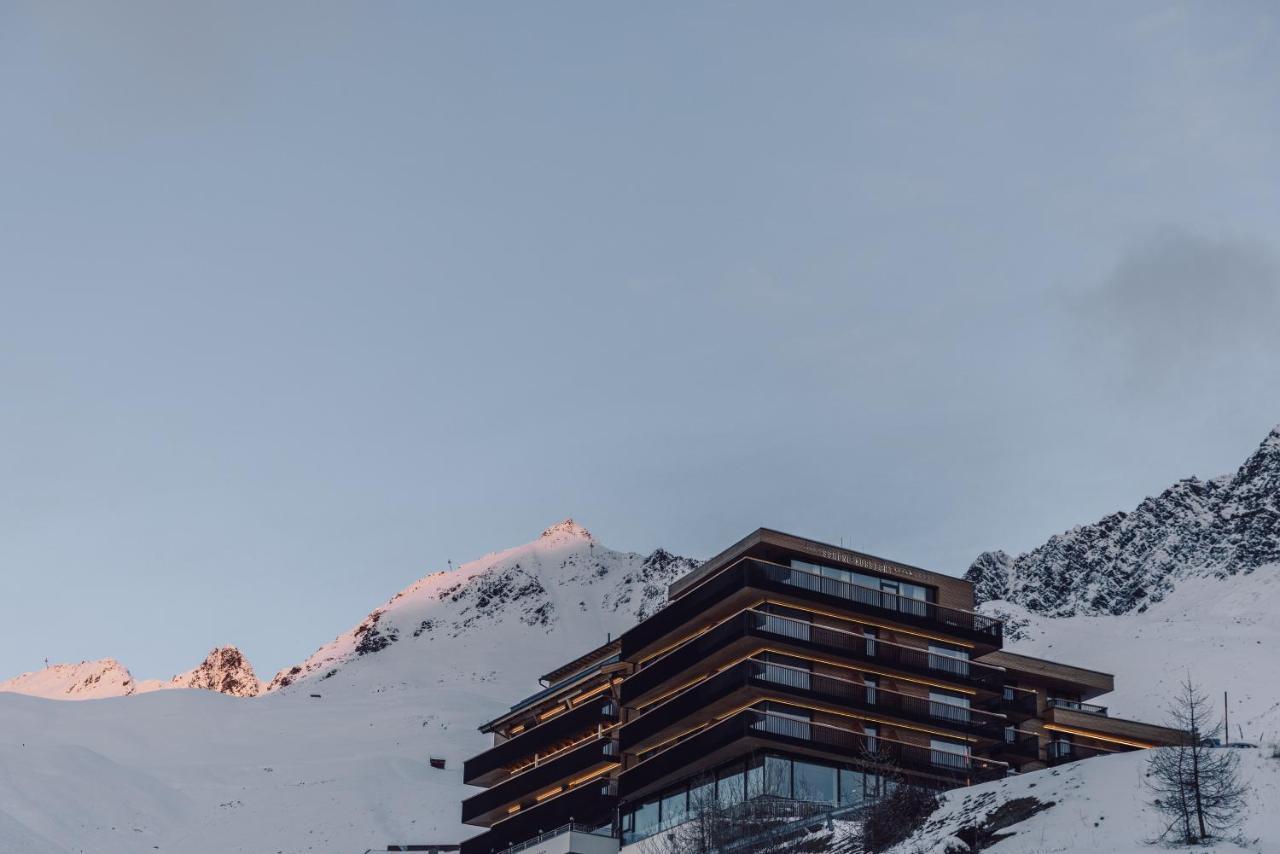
[1,2,1278,681]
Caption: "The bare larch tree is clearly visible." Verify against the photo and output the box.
[1147,675,1248,844]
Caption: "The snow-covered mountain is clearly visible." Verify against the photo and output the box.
[1,647,263,700]
[0,658,137,700]
[265,518,695,694]
[966,425,1280,616]
[0,520,700,854]
[963,425,1280,740]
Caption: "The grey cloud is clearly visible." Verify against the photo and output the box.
[1080,229,1280,385]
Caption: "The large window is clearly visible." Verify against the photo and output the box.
[688,776,715,812]
[929,689,971,724]
[792,759,837,803]
[717,763,745,808]
[791,560,935,615]
[839,767,885,807]
[759,603,812,642]
[660,789,687,828]
[928,642,970,677]
[759,652,812,690]
[930,737,970,770]
[631,798,660,838]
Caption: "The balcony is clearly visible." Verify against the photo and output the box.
[460,783,618,854]
[621,559,1002,659]
[998,686,1039,719]
[623,609,1004,707]
[461,736,618,826]
[992,731,1041,761]
[621,659,1004,753]
[464,699,619,786]
[619,709,1006,799]
[1046,698,1108,716]
[1045,740,1122,766]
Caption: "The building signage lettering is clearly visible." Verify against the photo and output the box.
[803,544,929,583]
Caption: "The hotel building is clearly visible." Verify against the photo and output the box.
[459,529,1184,854]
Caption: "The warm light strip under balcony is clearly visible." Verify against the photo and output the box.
[634,692,984,759]
[632,704,1005,771]
[635,643,981,714]
[570,682,612,706]
[1042,723,1157,749]
[636,594,987,669]
[505,725,620,777]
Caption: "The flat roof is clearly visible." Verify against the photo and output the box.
[668,527,962,601]
[979,649,1114,698]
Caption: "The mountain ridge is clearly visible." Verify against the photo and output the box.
[965,424,1280,616]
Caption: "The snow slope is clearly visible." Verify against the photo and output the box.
[883,748,1280,854]
[986,567,1280,741]
[0,520,698,854]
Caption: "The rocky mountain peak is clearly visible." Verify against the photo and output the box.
[538,518,593,544]
[171,646,263,698]
[966,425,1280,617]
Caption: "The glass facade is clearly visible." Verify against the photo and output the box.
[791,559,935,613]
[619,752,900,844]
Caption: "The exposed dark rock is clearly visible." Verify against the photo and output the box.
[967,425,1280,616]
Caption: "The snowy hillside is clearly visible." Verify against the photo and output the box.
[967,426,1280,616]
[265,518,695,694]
[0,520,699,854]
[985,565,1280,742]
[881,748,1280,854]
[962,425,1280,740]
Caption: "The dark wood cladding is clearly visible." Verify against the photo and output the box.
[979,650,1114,699]
[1045,706,1187,746]
[619,659,1004,754]
[619,709,1005,802]
[463,698,618,786]
[461,736,616,825]
[670,528,976,611]
[621,558,1001,661]
[621,610,1004,710]
[459,782,617,854]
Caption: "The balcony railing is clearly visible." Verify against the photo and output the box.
[620,709,1006,798]
[495,823,616,854]
[622,658,1003,752]
[748,659,1004,738]
[1045,740,1122,765]
[464,699,619,785]
[460,782,618,854]
[749,560,1002,643]
[620,558,1002,659]
[999,686,1039,717]
[996,731,1041,760]
[1046,698,1108,716]
[461,737,617,824]
[623,609,1005,706]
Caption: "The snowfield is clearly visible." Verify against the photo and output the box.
[988,565,1280,741]
[882,748,1280,854]
[0,521,694,853]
